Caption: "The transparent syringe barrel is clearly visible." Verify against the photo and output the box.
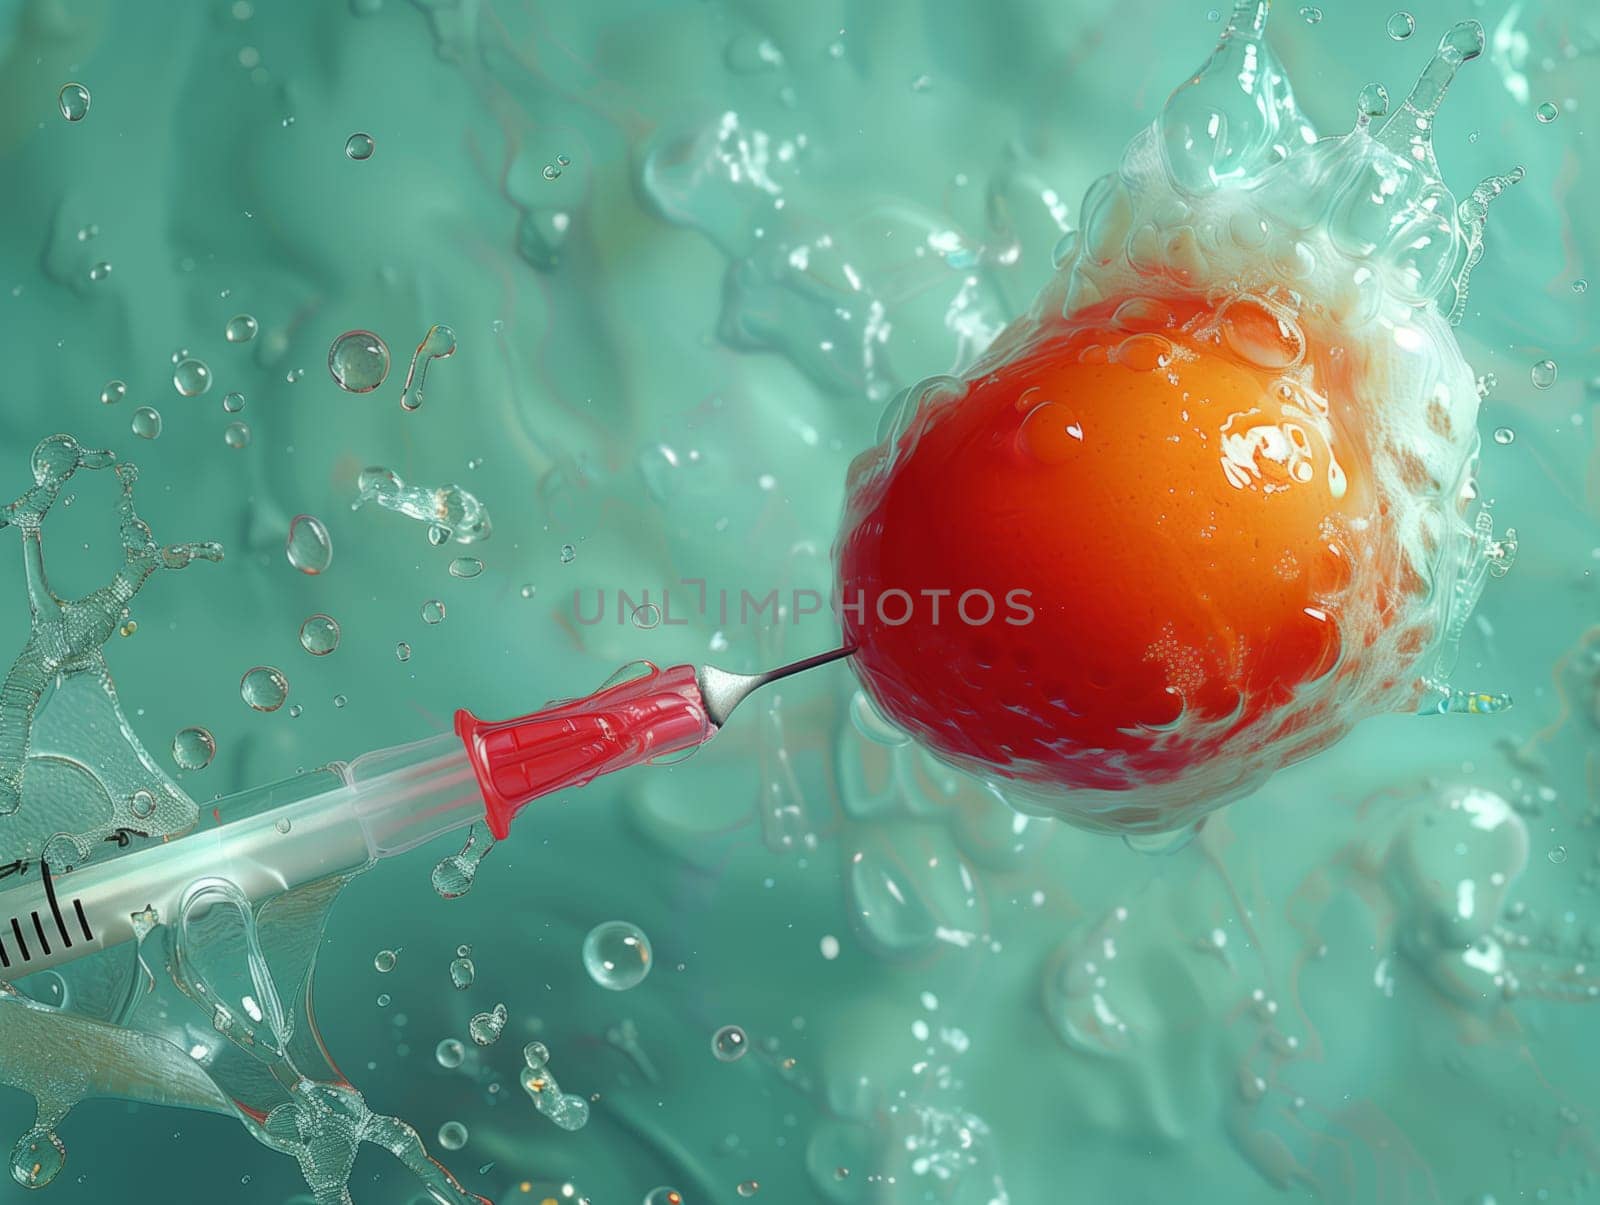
[0,734,479,979]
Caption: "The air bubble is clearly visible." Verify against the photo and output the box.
[560,543,576,564]
[173,358,212,397]
[345,132,375,160]
[240,666,289,712]
[421,599,446,624]
[223,421,251,449]
[519,584,536,599]
[100,379,126,405]
[395,641,412,662]
[1550,845,1568,865]
[582,921,652,991]
[435,1038,464,1068]
[131,406,162,439]
[712,1025,748,1061]
[225,314,259,343]
[374,949,398,973]
[1492,427,1515,445]
[333,693,347,708]
[1532,359,1558,389]
[171,726,216,770]
[437,1122,468,1151]
[298,613,341,656]
[632,603,661,629]
[1574,280,1589,294]
[448,557,483,579]
[58,83,90,121]
[469,1003,508,1046]
[1536,101,1559,124]
[1299,5,1322,22]
[88,261,111,283]
[1386,11,1414,39]
[449,956,475,989]
[286,514,333,574]
[222,391,245,413]
[328,330,391,393]
[737,1181,760,1198]
[399,324,456,411]
[644,1190,685,1205]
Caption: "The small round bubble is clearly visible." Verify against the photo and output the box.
[131,406,162,440]
[375,993,389,1007]
[299,613,341,656]
[222,391,245,413]
[736,1181,760,1198]
[449,957,475,989]
[421,599,446,624]
[632,604,661,629]
[435,1039,465,1069]
[223,421,251,449]
[1492,427,1515,445]
[58,82,90,121]
[374,949,398,973]
[173,358,212,397]
[286,515,333,574]
[1299,5,1322,22]
[328,330,391,393]
[88,261,111,282]
[1573,279,1589,294]
[582,920,652,991]
[100,380,126,406]
[1532,359,1558,389]
[395,641,412,662]
[1549,845,1568,865]
[333,693,347,709]
[560,543,576,564]
[437,1122,468,1151]
[1385,10,1414,39]
[171,726,216,770]
[519,583,537,599]
[345,132,375,161]
[240,666,289,712]
[448,557,484,580]
[711,1025,748,1062]
[1536,101,1559,124]
[225,314,259,343]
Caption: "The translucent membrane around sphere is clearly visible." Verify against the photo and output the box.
[834,4,1517,836]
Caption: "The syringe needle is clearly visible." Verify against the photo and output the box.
[695,645,856,727]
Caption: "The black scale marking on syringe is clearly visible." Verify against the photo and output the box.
[0,861,94,969]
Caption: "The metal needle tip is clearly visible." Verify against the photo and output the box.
[696,645,856,728]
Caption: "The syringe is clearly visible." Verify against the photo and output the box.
[0,647,854,979]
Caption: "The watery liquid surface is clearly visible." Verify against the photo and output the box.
[0,2,1594,1203]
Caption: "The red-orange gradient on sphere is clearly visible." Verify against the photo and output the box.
[836,296,1390,798]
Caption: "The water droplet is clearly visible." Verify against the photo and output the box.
[225,314,259,343]
[1532,359,1558,389]
[582,921,652,991]
[448,557,484,579]
[519,583,536,600]
[298,613,341,656]
[286,514,333,574]
[712,1025,748,1061]
[1299,5,1322,22]
[435,1038,464,1068]
[130,789,156,819]
[88,261,111,282]
[58,82,90,121]
[223,421,251,449]
[333,693,347,708]
[171,726,216,770]
[469,1003,508,1046]
[395,641,412,662]
[449,957,476,990]
[374,949,398,973]
[328,330,391,393]
[1492,427,1515,445]
[437,1122,467,1151]
[736,1181,760,1198]
[345,131,375,160]
[1386,11,1414,39]
[100,379,126,405]
[240,666,289,712]
[1536,101,1559,124]
[420,599,446,624]
[632,603,661,629]
[173,358,212,397]
[559,543,576,564]
[1549,845,1568,864]
[131,406,162,439]
[399,323,456,411]
[222,391,245,413]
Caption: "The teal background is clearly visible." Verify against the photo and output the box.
[0,0,1596,1201]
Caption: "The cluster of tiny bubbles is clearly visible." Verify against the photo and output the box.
[1536,101,1560,124]
[560,543,576,564]
[285,514,333,574]
[632,603,661,629]
[345,132,375,161]
[240,665,290,712]
[1386,10,1414,39]
[223,422,250,449]
[100,379,125,405]
[736,1181,760,1197]
[582,920,652,991]
[131,406,161,439]
[222,390,245,413]
[172,357,211,397]
[448,557,483,580]
[119,618,137,637]
[520,1041,590,1131]
[437,1121,468,1152]
[87,261,111,283]
[450,951,476,989]
[541,154,570,180]
[399,323,456,411]
[396,641,412,662]
[58,82,90,121]
[1493,427,1516,446]
[435,1038,465,1069]
[644,1189,684,1205]
[1532,359,1559,389]
[328,330,391,393]
[298,613,341,656]
[171,726,216,770]
[1299,5,1321,22]
[469,1003,508,1046]
[421,598,446,624]
[224,314,258,343]
[711,1024,749,1062]
[374,948,398,973]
